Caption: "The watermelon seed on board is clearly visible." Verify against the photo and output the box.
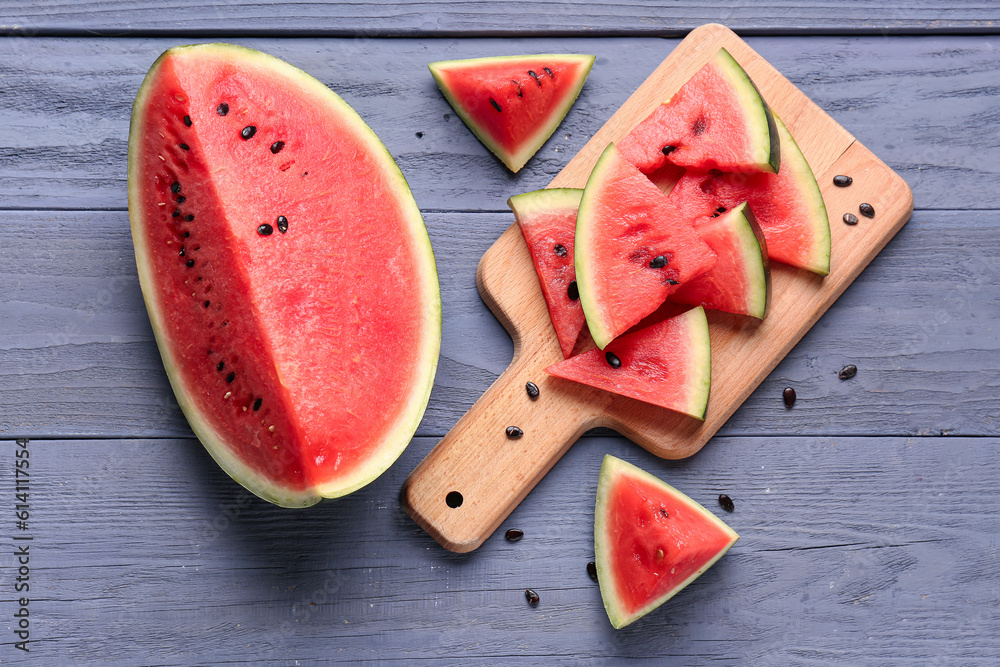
[833,174,853,187]
[843,213,859,225]
[860,203,876,218]
[505,426,524,439]
[525,381,540,399]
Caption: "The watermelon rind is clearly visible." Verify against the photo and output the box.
[429,54,595,172]
[128,44,441,507]
[508,187,583,219]
[711,48,780,174]
[595,455,739,629]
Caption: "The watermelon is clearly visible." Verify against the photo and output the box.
[429,54,595,172]
[595,455,739,629]
[508,188,586,358]
[546,307,711,420]
[128,44,441,507]
[575,143,717,350]
[671,201,771,319]
[667,116,831,275]
[618,48,779,175]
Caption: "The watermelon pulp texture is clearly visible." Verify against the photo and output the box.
[509,188,586,358]
[128,44,440,507]
[671,202,771,319]
[575,143,717,350]
[546,307,711,420]
[668,116,830,275]
[618,48,779,175]
[429,54,595,172]
[595,455,739,629]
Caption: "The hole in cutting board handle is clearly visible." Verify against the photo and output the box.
[445,491,463,508]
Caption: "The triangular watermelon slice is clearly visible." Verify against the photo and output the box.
[595,455,739,629]
[429,54,595,172]
[575,143,717,350]
[545,306,711,420]
[618,48,779,175]
[508,188,586,358]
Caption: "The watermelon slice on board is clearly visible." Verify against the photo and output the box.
[429,54,595,172]
[128,44,441,507]
[595,455,739,629]
[508,188,586,358]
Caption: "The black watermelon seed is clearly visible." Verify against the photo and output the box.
[605,351,621,369]
[543,67,554,77]
[185,214,194,222]
[176,195,186,204]
[270,141,285,154]
[649,255,668,269]
[661,145,676,155]
[226,372,236,384]
[216,103,229,116]
[489,98,502,113]
[241,125,257,140]
[525,589,539,606]
[505,528,524,542]
[257,224,274,236]
[217,361,224,371]
[843,213,859,225]
[718,494,735,512]
[505,426,524,439]
[716,206,727,213]
[554,244,567,257]
[528,70,541,85]
[183,231,190,238]
[525,381,540,399]
[859,203,875,218]
[783,386,796,408]
[839,364,858,380]
[183,115,192,127]
[833,174,853,187]
[204,301,210,308]
[172,209,180,218]
[253,397,262,411]
[692,117,707,135]
[567,280,579,301]
[415,132,423,138]
[179,143,189,151]
[587,561,598,582]
[186,259,195,267]
[170,181,181,193]
[667,279,680,285]
[659,507,669,518]
[178,247,185,257]
[276,216,288,233]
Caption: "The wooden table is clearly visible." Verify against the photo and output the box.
[1,3,998,664]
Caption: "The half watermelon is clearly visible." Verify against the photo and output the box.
[429,54,595,172]
[595,455,739,629]
[128,44,441,507]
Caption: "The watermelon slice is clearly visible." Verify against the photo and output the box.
[128,44,441,507]
[508,188,586,358]
[429,54,595,172]
[545,307,711,420]
[667,116,831,275]
[595,455,739,629]
[618,48,779,175]
[671,202,771,319]
[575,143,717,350]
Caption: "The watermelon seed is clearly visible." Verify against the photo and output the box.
[241,125,257,140]
[567,280,579,301]
[859,203,875,218]
[183,232,190,238]
[525,381,540,399]
[833,174,853,187]
[185,214,194,222]
[783,386,796,408]
[528,70,542,86]
[524,589,540,606]
[253,398,262,411]
[667,279,679,285]
[587,562,598,582]
[843,213,858,225]
[276,216,289,233]
[649,255,668,269]
[186,259,195,267]
[692,117,707,135]
[183,115,192,127]
[659,508,669,518]
[217,361,224,372]
[543,67,554,77]
[718,494,735,512]
[553,244,567,257]
[489,98,502,113]
[511,80,522,97]
[257,224,274,236]
[415,132,423,138]
[226,372,236,383]
[505,529,524,542]
[270,141,285,154]
[179,143,190,151]
[204,301,210,308]
[172,209,180,218]
[605,351,621,369]
[655,548,664,562]
[170,181,181,193]
[178,247,185,257]
[661,145,676,156]
[717,206,727,213]
[839,364,858,380]
[445,491,463,508]
[216,103,229,116]
[505,426,524,439]
[176,196,186,204]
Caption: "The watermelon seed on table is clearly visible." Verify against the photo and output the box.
[843,213,859,225]
[216,102,229,115]
[783,386,796,407]
[587,561,598,582]
[718,494,735,512]
[524,589,540,606]
[505,528,524,542]
[839,364,858,380]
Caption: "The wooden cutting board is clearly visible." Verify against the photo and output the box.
[401,23,913,552]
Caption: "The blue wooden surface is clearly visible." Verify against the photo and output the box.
[1,4,999,665]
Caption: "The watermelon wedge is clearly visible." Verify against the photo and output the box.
[575,143,717,350]
[595,455,739,629]
[508,188,586,358]
[128,44,440,507]
[618,48,779,175]
[429,54,595,172]
[545,307,711,420]
[671,202,771,319]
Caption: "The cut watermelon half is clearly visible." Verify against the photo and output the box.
[128,44,441,507]
[429,54,595,173]
[545,306,711,420]
[595,455,739,629]
[671,201,771,319]
[508,188,586,358]
[575,143,717,350]
[618,48,779,175]
[668,115,831,275]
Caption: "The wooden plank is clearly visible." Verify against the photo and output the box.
[4,434,997,662]
[0,209,997,440]
[1,1,998,36]
[0,35,998,211]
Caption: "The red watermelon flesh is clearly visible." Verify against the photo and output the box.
[508,188,586,358]
[545,306,711,420]
[575,143,717,350]
[595,455,739,629]
[618,48,779,175]
[429,54,594,172]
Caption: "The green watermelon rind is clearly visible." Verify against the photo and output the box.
[429,54,595,173]
[595,455,739,629]
[128,43,441,508]
[673,306,712,420]
[712,48,780,174]
[508,187,583,219]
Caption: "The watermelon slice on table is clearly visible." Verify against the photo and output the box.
[595,455,739,629]
[618,48,779,175]
[575,143,717,350]
[128,44,440,507]
[508,188,586,358]
[429,54,595,172]
[545,306,711,420]
[671,201,771,319]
